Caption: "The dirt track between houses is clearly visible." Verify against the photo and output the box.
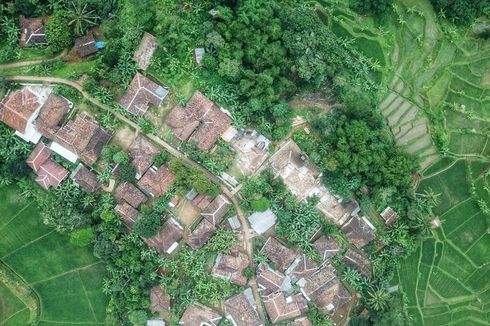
[3,75,264,320]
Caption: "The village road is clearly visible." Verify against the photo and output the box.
[0,49,68,70]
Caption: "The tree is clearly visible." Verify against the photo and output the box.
[431,0,489,25]
[117,163,136,182]
[45,11,73,52]
[68,0,98,36]
[112,151,129,164]
[128,310,147,325]
[133,212,162,238]
[353,0,393,16]
[250,197,270,212]
[366,287,391,311]
[69,227,94,247]
[206,228,237,253]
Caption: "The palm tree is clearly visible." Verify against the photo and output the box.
[367,287,391,311]
[68,0,98,36]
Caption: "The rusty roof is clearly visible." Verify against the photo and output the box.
[180,303,222,326]
[262,237,297,272]
[341,216,375,249]
[114,182,148,208]
[188,218,216,249]
[129,135,161,177]
[145,218,183,255]
[133,32,158,70]
[71,164,100,193]
[0,88,41,133]
[256,264,287,295]
[137,164,175,198]
[342,248,372,278]
[313,235,341,261]
[115,202,139,228]
[212,253,249,286]
[118,73,168,115]
[224,292,263,326]
[149,286,171,312]
[36,93,70,139]
[380,206,399,227]
[19,15,47,46]
[74,32,98,57]
[202,194,230,226]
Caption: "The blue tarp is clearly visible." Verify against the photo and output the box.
[95,41,105,49]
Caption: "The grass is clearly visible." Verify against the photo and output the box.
[0,282,30,325]
[0,185,108,325]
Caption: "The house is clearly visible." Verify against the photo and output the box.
[262,237,298,272]
[147,320,165,326]
[71,163,101,192]
[256,264,291,295]
[149,286,171,312]
[188,218,216,249]
[380,206,399,227]
[342,248,373,278]
[26,142,69,189]
[35,93,71,140]
[137,164,175,198]
[288,255,319,282]
[145,218,184,255]
[0,87,44,143]
[51,112,112,164]
[202,194,230,226]
[115,202,139,228]
[229,129,271,176]
[19,15,47,46]
[191,193,213,210]
[114,182,148,208]
[269,140,358,226]
[129,135,161,179]
[262,292,308,323]
[228,215,241,230]
[248,209,277,235]
[313,235,341,261]
[194,48,205,66]
[165,91,232,151]
[74,32,98,57]
[341,216,375,249]
[299,265,352,314]
[179,303,222,326]
[133,32,158,70]
[118,73,168,116]
[224,289,263,326]
[212,253,249,286]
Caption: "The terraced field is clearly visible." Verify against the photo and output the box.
[0,185,108,325]
[319,0,490,324]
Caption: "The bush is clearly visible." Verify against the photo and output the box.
[134,213,162,238]
[45,11,73,52]
[242,267,254,279]
[431,0,489,25]
[113,151,129,164]
[117,163,136,182]
[353,0,393,16]
[69,227,94,247]
[250,197,270,212]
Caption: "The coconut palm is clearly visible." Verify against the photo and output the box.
[367,287,391,311]
[68,0,98,36]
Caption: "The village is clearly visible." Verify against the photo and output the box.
[0,17,404,326]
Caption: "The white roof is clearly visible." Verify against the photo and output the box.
[147,319,165,326]
[49,141,78,163]
[248,209,277,234]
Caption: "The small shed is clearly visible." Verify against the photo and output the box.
[248,209,277,235]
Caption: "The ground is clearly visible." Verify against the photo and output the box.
[0,185,108,325]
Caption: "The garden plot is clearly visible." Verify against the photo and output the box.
[0,186,108,325]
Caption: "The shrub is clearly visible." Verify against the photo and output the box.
[69,227,94,247]
[250,197,270,212]
[242,267,254,279]
[113,151,129,164]
[45,11,73,52]
[116,163,136,182]
[134,213,162,238]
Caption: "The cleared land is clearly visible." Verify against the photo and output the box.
[0,185,108,325]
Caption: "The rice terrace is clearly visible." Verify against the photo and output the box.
[0,186,108,325]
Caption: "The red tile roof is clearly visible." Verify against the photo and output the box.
[128,135,160,177]
[74,32,98,57]
[71,164,101,192]
[341,216,375,249]
[118,73,168,115]
[180,303,222,326]
[27,142,68,189]
[212,253,249,286]
[36,93,70,139]
[262,237,298,272]
[26,141,51,173]
[201,194,230,226]
[263,292,307,323]
[115,202,139,228]
[137,164,175,198]
[165,91,232,151]
[188,218,216,249]
[145,218,183,255]
[224,292,263,326]
[256,264,287,295]
[0,88,41,133]
[313,235,341,261]
[114,182,148,208]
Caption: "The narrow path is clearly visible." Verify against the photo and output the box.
[3,75,265,319]
[29,261,103,286]
[0,49,68,70]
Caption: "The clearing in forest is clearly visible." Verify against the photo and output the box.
[0,185,108,325]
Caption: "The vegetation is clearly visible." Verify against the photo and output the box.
[431,0,489,24]
[133,212,162,239]
[181,141,236,175]
[169,158,220,197]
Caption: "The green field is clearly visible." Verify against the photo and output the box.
[0,185,108,325]
[319,0,490,324]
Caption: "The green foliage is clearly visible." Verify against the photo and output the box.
[0,16,20,63]
[242,267,254,279]
[117,163,136,182]
[250,197,270,212]
[308,307,334,326]
[133,212,162,239]
[128,310,147,325]
[113,151,129,164]
[160,246,236,316]
[181,141,236,175]
[67,0,99,36]
[431,0,489,25]
[366,287,391,311]
[52,85,82,103]
[69,227,94,247]
[153,151,170,166]
[45,11,73,52]
[205,228,237,254]
[353,0,393,16]
[169,159,220,197]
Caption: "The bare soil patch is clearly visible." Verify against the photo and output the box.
[112,125,136,150]
[174,199,201,228]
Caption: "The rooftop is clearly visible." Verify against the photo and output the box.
[114,202,139,228]
[137,164,175,198]
[35,93,70,139]
[212,253,249,286]
[229,129,271,176]
[0,87,42,134]
[114,182,148,208]
[224,291,263,326]
[179,303,222,326]
[263,292,307,323]
[74,32,98,57]
[289,254,319,281]
[248,209,277,235]
[165,91,232,151]
[313,235,341,261]
[19,15,47,46]
[202,194,230,226]
[118,73,168,116]
[341,216,375,249]
[256,264,290,295]
[149,286,171,312]
[128,135,161,178]
[342,247,373,278]
[133,32,158,70]
[262,237,297,272]
[145,218,183,255]
[71,164,101,193]
[380,206,399,227]
[188,218,216,249]
[300,265,337,300]
[290,317,312,326]
[53,112,112,165]
[27,142,69,189]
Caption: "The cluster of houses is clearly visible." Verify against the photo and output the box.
[3,19,405,326]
